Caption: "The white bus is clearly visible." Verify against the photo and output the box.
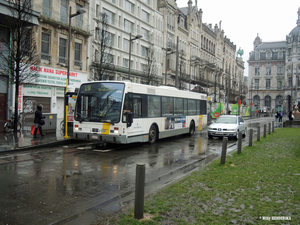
[73,81,207,144]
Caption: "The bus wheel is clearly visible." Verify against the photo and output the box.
[189,121,195,136]
[148,125,157,144]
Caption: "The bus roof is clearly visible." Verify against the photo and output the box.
[79,81,207,100]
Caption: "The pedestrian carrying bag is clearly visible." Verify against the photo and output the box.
[31,125,40,135]
[292,114,295,119]
[40,119,45,126]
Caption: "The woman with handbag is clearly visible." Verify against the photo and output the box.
[33,104,45,138]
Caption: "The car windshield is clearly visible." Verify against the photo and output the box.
[215,117,237,124]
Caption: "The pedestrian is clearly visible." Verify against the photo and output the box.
[33,104,45,138]
[279,111,283,122]
[288,111,294,121]
[275,111,279,122]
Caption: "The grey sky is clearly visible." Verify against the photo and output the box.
[177,0,300,76]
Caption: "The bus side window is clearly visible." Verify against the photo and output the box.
[148,96,161,117]
[162,97,173,116]
[133,97,142,118]
[123,94,132,113]
[174,98,183,115]
[183,99,188,115]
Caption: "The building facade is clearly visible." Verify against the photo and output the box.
[248,7,300,115]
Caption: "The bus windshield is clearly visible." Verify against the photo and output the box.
[75,82,124,123]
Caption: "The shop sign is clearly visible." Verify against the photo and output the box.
[24,65,87,88]
[23,85,52,97]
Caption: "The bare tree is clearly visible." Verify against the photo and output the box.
[141,44,160,86]
[90,13,114,81]
[178,58,188,90]
[0,0,40,133]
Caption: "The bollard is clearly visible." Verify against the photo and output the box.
[283,121,286,127]
[268,123,271,134]
[263,124,266,137]
[249,129,253,146]
[220,137,228,164]
[257,126,260,141]
[237,131,242,154]
[134,164,146,219]
[272,121,274,132]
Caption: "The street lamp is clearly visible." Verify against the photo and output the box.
[64,6,86,139]
[128,33,142,80]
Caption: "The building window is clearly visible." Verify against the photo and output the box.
[142,10,149,23]
[41,33,51,61]
[277,80,282,89]
[124,19,134,32]
[277,67,283,75]
[266,79,271,89]
[103,9,115,25]
[266,67,271,75]
[141,46,148,57]
[123,39,130,51]
[260,53,266,60]
[124,0,134,14]
[141,28,149,41]
[265,96,271,109]
[41,33,50,54]
[76,4,83,28]
[75,42,81,61]
[278,51,283,59]
[43,0,51,17]
[288,77,292,87]
[255,68,260,75]
[142,0,150,5]
[123,58,129,68]
[254,79,259,89]
[60,0,68,23]
[266,52,272,59]
[59,38,67,64]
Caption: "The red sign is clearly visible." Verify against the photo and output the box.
[214,112,220,118]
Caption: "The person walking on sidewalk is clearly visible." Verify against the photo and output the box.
[33,105,45,138]
[275,111,279,122]
[279,111,283,122]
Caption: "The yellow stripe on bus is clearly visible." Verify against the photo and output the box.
[198,115,203,131]
[102,123,110,135]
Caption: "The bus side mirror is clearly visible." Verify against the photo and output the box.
[126,112,133,127]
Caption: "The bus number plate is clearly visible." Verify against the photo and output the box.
[92,135,98,139]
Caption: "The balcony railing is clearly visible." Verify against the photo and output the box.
[74,60,83,69]
[40,53,52,64]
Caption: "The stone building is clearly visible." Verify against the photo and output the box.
[248,7,300,115]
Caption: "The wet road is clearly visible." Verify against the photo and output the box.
[0,117,277,225]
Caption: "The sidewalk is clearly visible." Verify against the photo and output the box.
[0,124,74,153]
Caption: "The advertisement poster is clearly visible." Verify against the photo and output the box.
[231,104,238,115]
[165,116,186,129]
[211,103,223,118]
[67,95,77,122]
[244,106,250,117]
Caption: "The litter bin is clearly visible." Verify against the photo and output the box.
[43,113,57,130]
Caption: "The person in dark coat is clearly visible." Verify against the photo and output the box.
[288,111,294,121]
[33,105,45,138]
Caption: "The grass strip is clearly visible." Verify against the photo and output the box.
[94,128,300,225]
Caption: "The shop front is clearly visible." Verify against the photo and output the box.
[19,65,87,125]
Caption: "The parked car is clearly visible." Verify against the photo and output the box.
[208,115,247,139]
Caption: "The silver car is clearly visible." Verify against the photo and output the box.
[208,115,247,139]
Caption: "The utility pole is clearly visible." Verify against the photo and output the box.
[175,36,179,88]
